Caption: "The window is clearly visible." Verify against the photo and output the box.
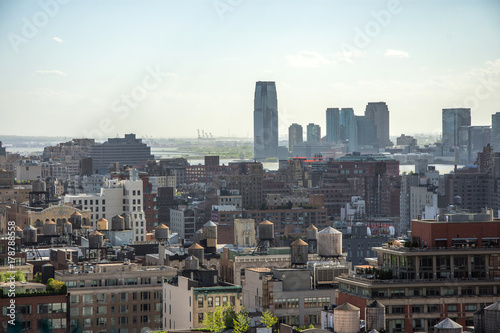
[222,296,228,306]
[83,295,93,304]
[97,306,107,315]
[215,296,220,307]
[448,304,458,312]
[198,296,204,308]
[392,305,405,314]
[465,304,477,312]
[428,304,439,313]
[198,313,204,323]
[287,298,299,308]
[412,305,424,313]
[83,307,93,316]
[208,297,213,307]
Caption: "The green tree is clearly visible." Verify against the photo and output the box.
[47,278,67,293]
[260,310,278,333]
[202,304,226,333]
[0,272,5,282]
[224,305,237,329]
[15,270,25,282]
[233,311,250,333]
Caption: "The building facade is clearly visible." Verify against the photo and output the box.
[442,108,471,147]
[254,81,278,161]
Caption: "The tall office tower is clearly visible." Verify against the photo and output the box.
[254,81,278,161]
[492,112,500,152]
[288,123,303,151]
[365,102,391,148]
[458,126,491,164]
[341,108,357,151]
[355,116,377,148]
[326,108,341,143]
[307,123,321,142]
[442,108,471,147]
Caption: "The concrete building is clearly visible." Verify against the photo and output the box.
[243,267,337,327]
[220,162,263,210]
[88,133,153,174]
[55,262,177,333]
[0,168,14,189]
[163,265,242,330]
[234,218,256,247]
[15,160,42,181]
[307,123,321,143]
[336,211,500,332]
[289,123,303,151]
[170,205,196,242]
[442,108,471,147]
[254,81,278,160]
[365,102,391,148]
[63,171,147,242]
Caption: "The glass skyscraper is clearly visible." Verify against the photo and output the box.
[326,108,340,143]
[254,81,278,160]
[442,108,471,147]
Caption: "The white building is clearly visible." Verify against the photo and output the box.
[63,170,147,242]
[15,161,42,181]
[410,186,436,220]
[170,206,196,241]
[341,196,366,222]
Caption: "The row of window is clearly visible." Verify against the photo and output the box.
[274,297,330,309]
[70,315,160,328]
[197,295,236,308]
[70,291,162,303]
[66,278,164,289]
[2,303,67,315]
[71,303,161,316]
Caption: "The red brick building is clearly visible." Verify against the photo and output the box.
[0,293,69,332]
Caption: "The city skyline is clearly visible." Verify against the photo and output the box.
[0,0,499,139]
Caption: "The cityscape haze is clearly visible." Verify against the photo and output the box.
[0,1,499,139]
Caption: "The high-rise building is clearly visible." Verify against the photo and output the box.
[341,108,357,151]
[458,126,491,164]
[492,112,500,152]
[355,116,377,148]
[254,81,278,160]
[307,123,321,142]
[288,123,303,151]
[365,102,391,148]
[442,108,471,147]
[326,108,340,143]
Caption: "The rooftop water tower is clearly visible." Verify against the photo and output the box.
[255,220,276,254]
[290,238,308,267]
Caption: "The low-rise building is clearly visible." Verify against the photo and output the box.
[55,262,177,333]
[163,259,242,330]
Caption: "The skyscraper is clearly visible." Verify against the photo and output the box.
[442,108,471,147]
[307,123,321,142]
[326,108,340,143]
[288,123,303,151]
[492,112,500,152]
[254,81,278,160]
[341,108,357,151]
[365,102,391,148]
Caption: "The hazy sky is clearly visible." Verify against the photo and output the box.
[1,0,499,140]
